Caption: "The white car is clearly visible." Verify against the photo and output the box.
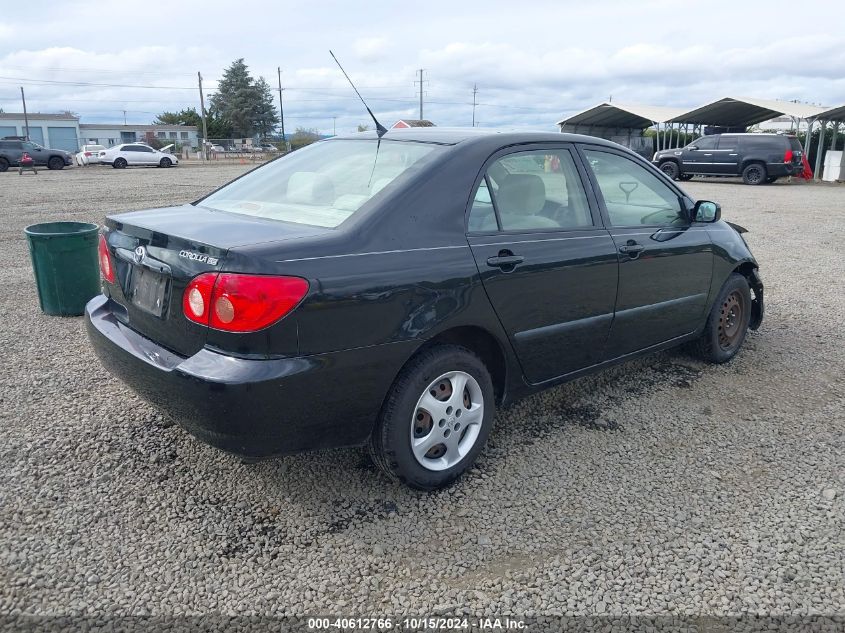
[98,143,179,168]
[76,144,106,166]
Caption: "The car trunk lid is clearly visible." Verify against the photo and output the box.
[103,204,327,357]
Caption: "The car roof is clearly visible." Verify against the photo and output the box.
[332,126,621,148]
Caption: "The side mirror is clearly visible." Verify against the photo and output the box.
[693,200,721,223]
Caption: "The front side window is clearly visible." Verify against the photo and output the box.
[691,135,718,150]
[583,149,685,227]
[199,139,443,228]
[468,149,592,232]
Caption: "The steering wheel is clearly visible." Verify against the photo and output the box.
[640,209,675,224]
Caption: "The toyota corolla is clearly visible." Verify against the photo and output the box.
[86,128,763,490]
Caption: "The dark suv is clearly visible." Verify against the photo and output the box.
[0,139,73,172]
[653,133,804,185]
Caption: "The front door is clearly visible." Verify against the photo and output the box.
[682,134,719,174]
[466,145,619,384]
[580,146,713,358]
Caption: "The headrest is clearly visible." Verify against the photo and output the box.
[496,174,545,215]
[286,172,335,205]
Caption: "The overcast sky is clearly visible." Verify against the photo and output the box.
[1,0,843,135]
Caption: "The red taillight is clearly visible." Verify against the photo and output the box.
[183,272,217,325]
[84,151,92,156]
[183,273,308,332]
[98,234,115,283]
[784,149,793,163]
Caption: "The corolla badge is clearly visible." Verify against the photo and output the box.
[133,246,146,263]
[179,250,219,265]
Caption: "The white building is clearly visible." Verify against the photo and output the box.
[0,112,81,152]
[79,124,198,149]
[0,112,198,151]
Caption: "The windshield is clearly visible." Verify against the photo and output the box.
[198,139,443,228]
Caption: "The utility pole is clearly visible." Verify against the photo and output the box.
[198,71,208,160]
[414,69,426,120]
[472,84,478,127]
[123,110,127,125]
[277,67,287,150]
[333,116,337,136]
[20,87,30,140]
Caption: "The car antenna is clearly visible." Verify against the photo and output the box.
[329,50,387,138]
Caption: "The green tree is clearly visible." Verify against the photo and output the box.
[290,127,320,150]
[154,107,202,128]
[208,59,278,138]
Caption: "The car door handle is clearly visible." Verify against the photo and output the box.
[486,254,524,269]
[618,243,645,256]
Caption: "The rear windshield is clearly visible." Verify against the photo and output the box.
[198,139,443,228]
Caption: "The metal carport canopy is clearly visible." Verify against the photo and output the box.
[557,102,686,130]
[668,96,827,126]
[816,104,845,122]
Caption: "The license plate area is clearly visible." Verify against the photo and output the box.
[128,265,170,317]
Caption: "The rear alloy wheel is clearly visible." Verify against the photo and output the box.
[660,161,680,180]
[48,156,65,170]
[159,157,172,168]
[113,158,128,169]
[369,345,494,490]
[693,273,752,364]
[742,163,767,185]
[0,158,8,172]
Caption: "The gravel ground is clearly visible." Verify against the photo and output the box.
[0,166,843,626]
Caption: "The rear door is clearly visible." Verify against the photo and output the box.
[713,135,740,175]
[22,141,47,166]
[580,145,713,358]
[466,144,619,384]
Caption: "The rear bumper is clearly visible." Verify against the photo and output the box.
[767,162,800,177]
[85,295,411,458]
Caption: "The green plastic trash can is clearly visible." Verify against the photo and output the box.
[24,221,101,316]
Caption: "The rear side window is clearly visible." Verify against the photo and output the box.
[0,141,22,150]
[788,137,803,153]
[739,135,781,151]
[718,136,738,149]
[468,149,592,232]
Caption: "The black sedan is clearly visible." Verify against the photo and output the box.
[86,128,764,490]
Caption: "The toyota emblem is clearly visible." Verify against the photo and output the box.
[134,246,146,264]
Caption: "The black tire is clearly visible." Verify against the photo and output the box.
[764,176,778,184]
[659,161,680,180]
[742,163,767,185]
[159,157,172,168]
[679,173,693,181]
[113,158,128,169]
[369,344,495,490]
[0,158,8,173]
[693,273,752,364]
[47,156,65,170]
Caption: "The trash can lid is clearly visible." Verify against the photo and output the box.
[24,221,99,237]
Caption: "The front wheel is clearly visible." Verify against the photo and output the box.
[742,163,767,185]
[692,273,752,364]
[659,161,680,180]
[369,345,495,490]
[159,157,172,168]
[47,156,65,170]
